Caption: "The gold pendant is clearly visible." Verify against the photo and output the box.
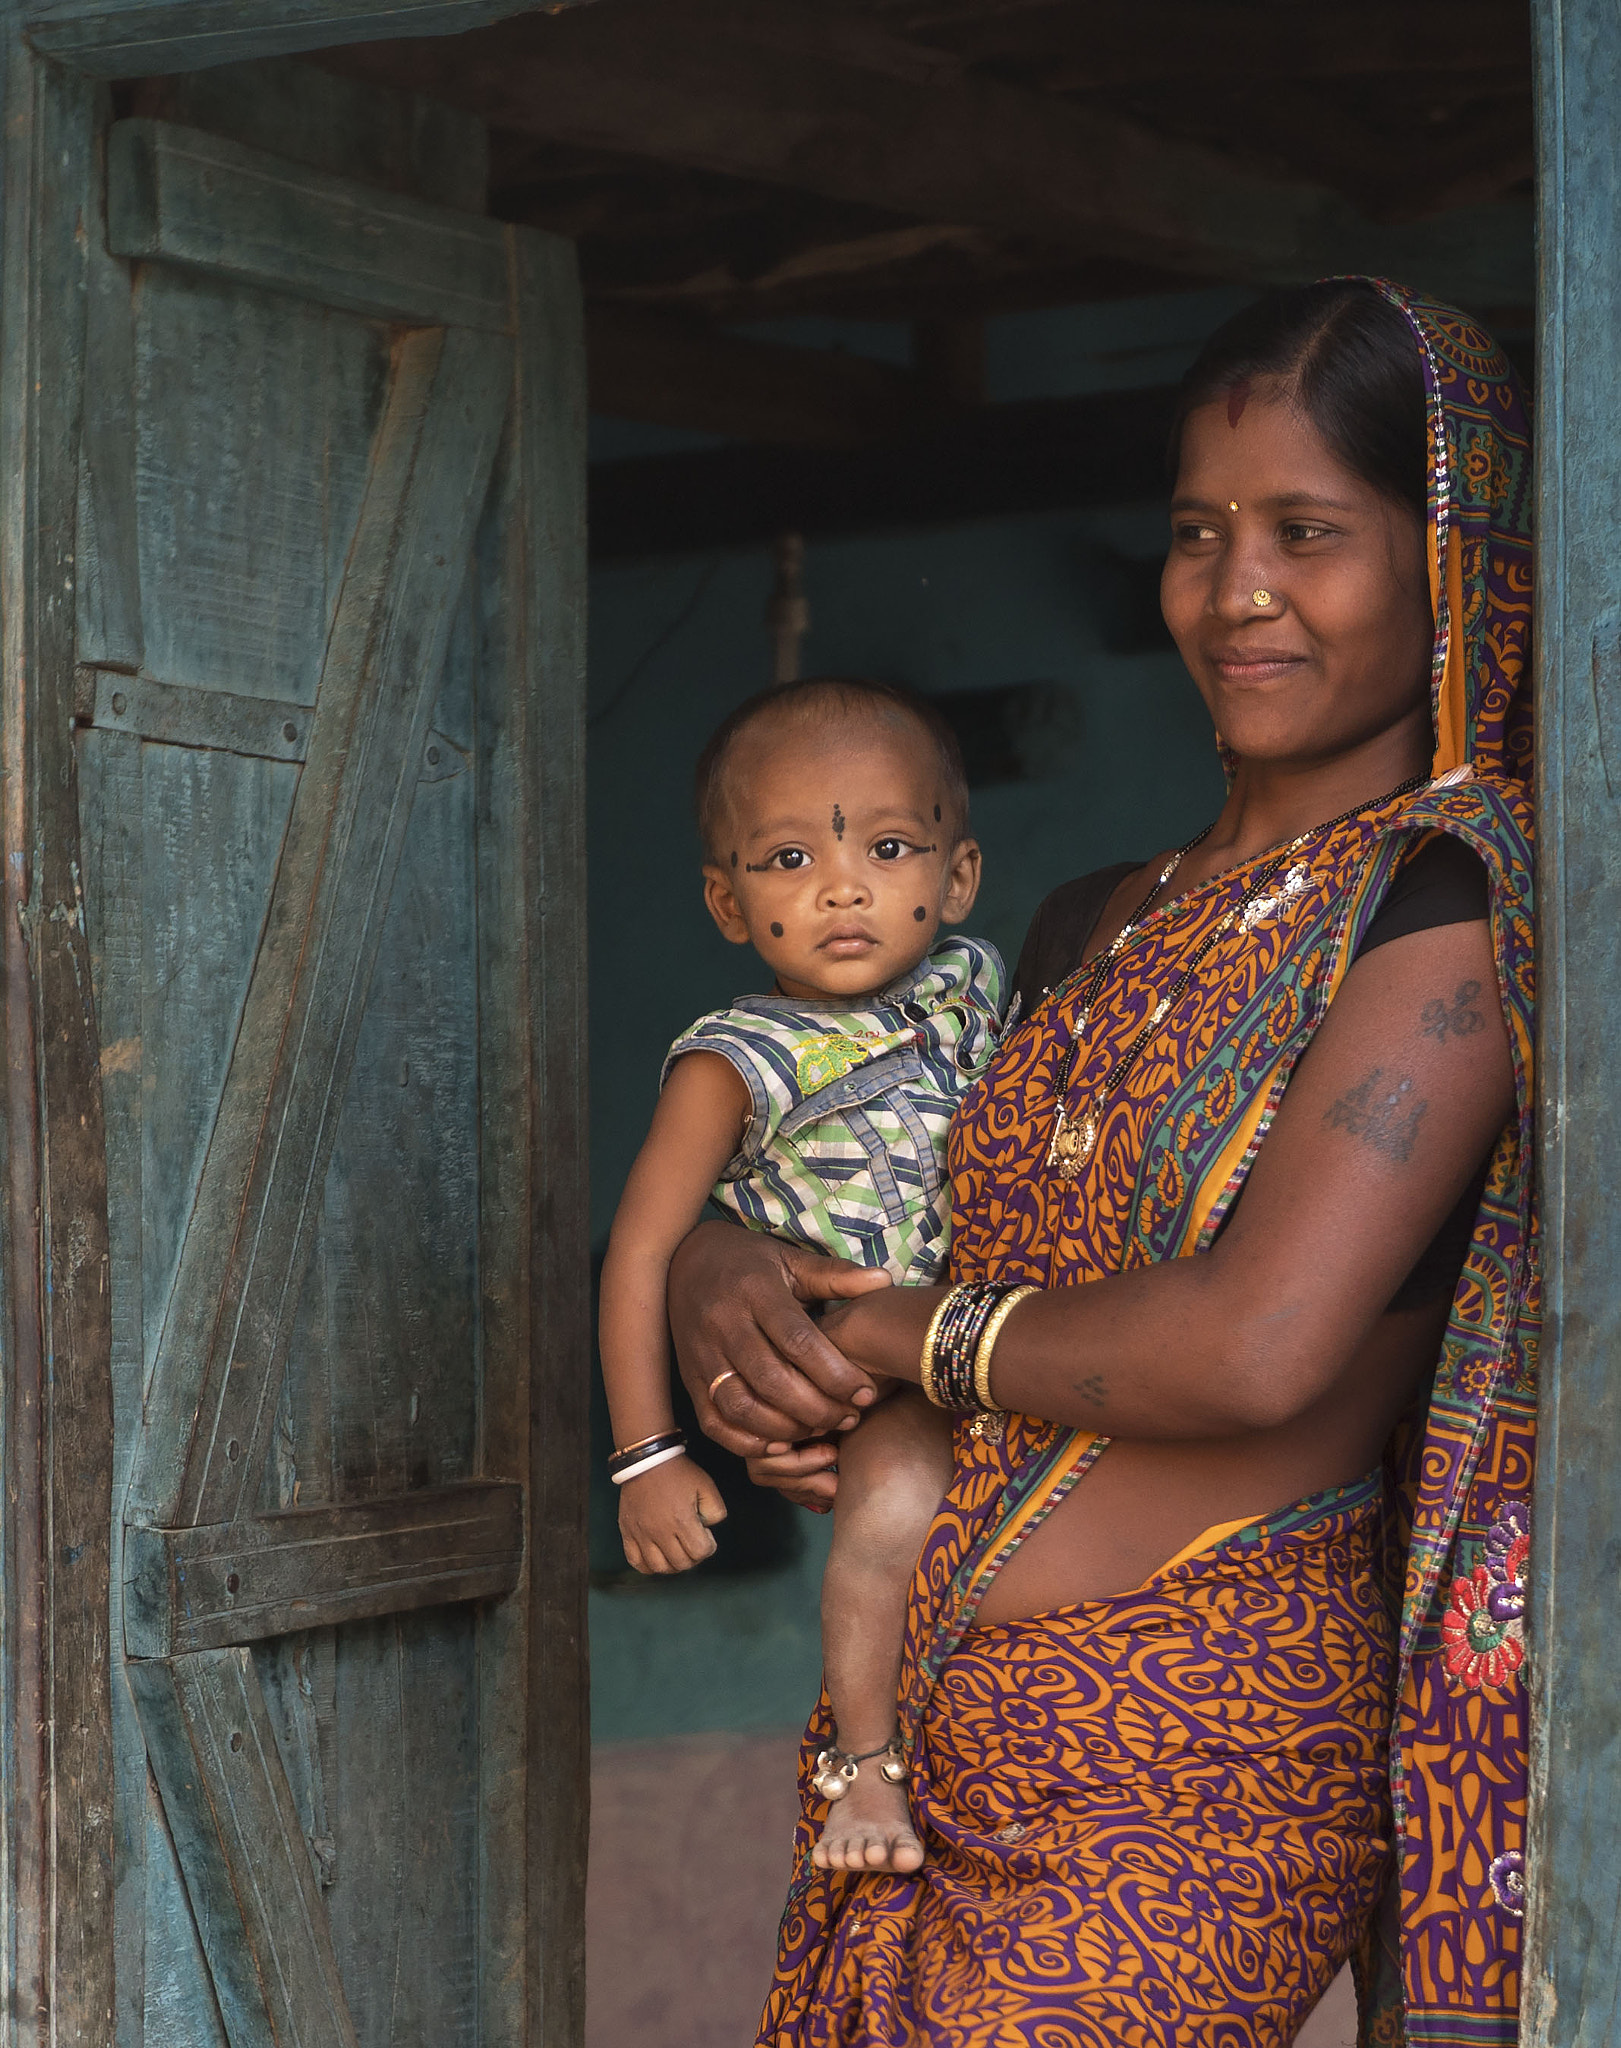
[1047,1108,1098,1180]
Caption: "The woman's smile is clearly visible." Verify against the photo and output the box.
[1208,645,1310,686]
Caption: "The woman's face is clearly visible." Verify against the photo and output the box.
[1160,381,1433,770]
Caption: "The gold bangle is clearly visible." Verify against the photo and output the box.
[919,1286,964,1410]
[973,1286,1038,1411]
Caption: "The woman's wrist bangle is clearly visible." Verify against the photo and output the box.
[609,1440,689,1486]
[919,1291,958,1408]
[973,1286,1038,1411]
[921,1281,1017,1412]
[608,1428,685,1480]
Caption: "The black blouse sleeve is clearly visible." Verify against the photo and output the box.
[1011,862,1145,1016]
[1356,832,1490,957]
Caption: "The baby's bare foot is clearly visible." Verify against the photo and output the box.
[811,1768,924,1873]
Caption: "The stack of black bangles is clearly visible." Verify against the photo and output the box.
[608,1429,688,1485]
[920,1281,1037,1413]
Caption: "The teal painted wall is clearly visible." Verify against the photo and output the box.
[586,291,1241,1744]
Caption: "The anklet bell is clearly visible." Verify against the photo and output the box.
[812,1735,908,1801]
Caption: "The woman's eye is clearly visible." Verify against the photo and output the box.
[1173,521,1219,544]
[1281,521,1333,543]
[872,838,907,862]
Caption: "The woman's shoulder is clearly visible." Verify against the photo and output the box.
[1012,861,1145,1012]
[1356,831,1490,958]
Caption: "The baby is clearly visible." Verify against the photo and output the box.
[598,675,1006,1872]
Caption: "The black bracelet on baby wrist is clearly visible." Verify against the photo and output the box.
[607,1430,688,1485]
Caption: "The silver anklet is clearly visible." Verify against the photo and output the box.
[812,1734,908,1802]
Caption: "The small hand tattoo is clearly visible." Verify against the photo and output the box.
[1073,1371,1106,1408]
[831,803,846,839]
[913,905,927,922]
[1324,1066,1428,1164]
[1420,979,1485,1043]
[770,921,784,938]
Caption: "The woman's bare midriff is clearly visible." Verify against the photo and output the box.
[970,1297,1448,1626]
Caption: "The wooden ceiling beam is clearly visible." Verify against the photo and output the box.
[909,0,1529,85]
[585,306,923,446]
[322,0,1531,299]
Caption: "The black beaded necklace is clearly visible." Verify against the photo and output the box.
[1045,775,1429,1180]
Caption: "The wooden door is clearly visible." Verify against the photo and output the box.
[0,47,587,2048]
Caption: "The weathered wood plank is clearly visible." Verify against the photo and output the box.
[76,724,150,2048]
[510,222,590,2048]
[128,56,488,213]
[124,1482,523,1656]
[327,1611,481,2048]
[0,44,118,2048]
[79,106,144,672]
[79,667,468,780]
[108,121,511,331]
[133,267,384,708]
[86,669,309,763]
[24,1,569,76]
[127,320,512,1534]
[127,1648,358,2048]
[1524,1,1621,2043]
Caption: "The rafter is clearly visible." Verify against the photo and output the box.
[322,0,1530,298]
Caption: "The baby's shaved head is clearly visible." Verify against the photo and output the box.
[695,677,969,863]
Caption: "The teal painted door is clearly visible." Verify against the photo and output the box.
[2,51,586,2048]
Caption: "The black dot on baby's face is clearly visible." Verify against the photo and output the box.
[913,905,927,923]
[770,921,784,938]
[933,805,941,822]
[730,851,737,867]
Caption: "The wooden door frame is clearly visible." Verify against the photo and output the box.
[1526,0,1621,2041]
[0,8,588,2045]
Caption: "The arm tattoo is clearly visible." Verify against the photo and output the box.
[1072,1371,1106,1408]
[1324,1066,1428,1164]
[1420,978,1486,1044]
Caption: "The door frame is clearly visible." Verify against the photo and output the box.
[0,7,588,2044]
[1526,0,1621,2041]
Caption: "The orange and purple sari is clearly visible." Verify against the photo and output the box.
[758,285,1536,2048]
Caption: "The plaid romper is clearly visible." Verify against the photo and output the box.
[662,937,1006,1283]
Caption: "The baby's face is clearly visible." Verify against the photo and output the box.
[702,716,980,1001]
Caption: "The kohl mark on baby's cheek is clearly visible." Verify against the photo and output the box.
[913,906,927,922]
[770,921,784,938]
[934,805,941,822]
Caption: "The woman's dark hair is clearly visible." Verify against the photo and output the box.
[1168,281,1428,520]
[695,676,969,861]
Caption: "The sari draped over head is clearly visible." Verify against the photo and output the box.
[759,283,1535,2048]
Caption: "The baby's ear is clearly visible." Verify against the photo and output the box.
[701,865,753,946]
[941,837,983,923]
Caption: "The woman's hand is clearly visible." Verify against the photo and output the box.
[669,1220,894,1459]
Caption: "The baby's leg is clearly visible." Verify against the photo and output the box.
[813,1388,954,1873]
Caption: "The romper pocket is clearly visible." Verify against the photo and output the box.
[778,1046,938,1225]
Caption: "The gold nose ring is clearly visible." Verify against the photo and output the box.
[1252,589,1274,608]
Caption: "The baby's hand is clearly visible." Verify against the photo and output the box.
[618,1454,728,1574]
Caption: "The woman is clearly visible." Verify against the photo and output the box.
[670,279,1535,2047]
